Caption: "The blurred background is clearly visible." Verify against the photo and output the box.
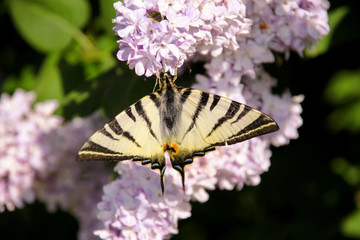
[1,0,360,239]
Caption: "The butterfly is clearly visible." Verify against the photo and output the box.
[77,74,279,194]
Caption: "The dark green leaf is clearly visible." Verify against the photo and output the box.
[8,0,90,52]
[100,0,117,34]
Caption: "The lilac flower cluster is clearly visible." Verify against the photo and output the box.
[258,0,331,57]
[35,113,110,240]
[0,90,110,240]
[241,73,304,146]
[95,158,191,240]
[200,0,330,84]
[113,0,329,78]
[113,0,251,76]
[0,89,61,211]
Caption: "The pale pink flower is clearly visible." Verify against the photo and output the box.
[35,113,110,240]
[0,89,62,212]
[243,72,304,146]
[95,160,191,240]
[113,0,251,76]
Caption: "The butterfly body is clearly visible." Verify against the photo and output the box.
[77,74,279,194]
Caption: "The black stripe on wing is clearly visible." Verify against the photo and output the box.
[149,93,160,108]
[205,113,279,147]
[182,91,209,140]
[231,106,250,124]
[125,106,136,122]
[180,88,192,103]
[107,119,141,147]
[227,114,279,144]
[77,141,136,161]
[108,118,123,135]
[210,95,220,111]
[206,100,241,138]
[99,127,116,140]
[134,99,160,143]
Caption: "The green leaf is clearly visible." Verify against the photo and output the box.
[35,52,64,102]
[326,101,360,133]
[32,0,90,28]
[324,69,360,133]
[100,0,117,34]
[1,66,37,93]
[331,157,360,186]
[324,69,360,105]
[8,0,90,53]
[342,207,360,238]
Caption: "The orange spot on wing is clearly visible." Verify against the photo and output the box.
[172,144,179,153]
[162,144,167,154]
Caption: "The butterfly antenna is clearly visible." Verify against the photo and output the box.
[153,71,161,92]
[173,66,178,83]
[172,55,185,83]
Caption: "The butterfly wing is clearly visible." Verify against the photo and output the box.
[77,93,165,169]
[183,89,279,147]
[169,88,279,181]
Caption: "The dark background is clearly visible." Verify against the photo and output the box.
[1,0,360,239]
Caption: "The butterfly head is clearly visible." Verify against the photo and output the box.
[156,73,177,92]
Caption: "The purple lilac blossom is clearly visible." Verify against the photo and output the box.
[247,0,330,58]
[242,73,304,146]
[95,155,192,240]
[0,89,62,212]
[113,0,251,76]
[35,113,110,240]
[0,89,111,240]
[113,0,329,77]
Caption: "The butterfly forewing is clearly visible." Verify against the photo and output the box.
[77,94,164,164]
[176,89,278,152]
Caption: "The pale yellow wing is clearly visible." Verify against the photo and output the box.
[77,93,164,165]
[171,88,279,166]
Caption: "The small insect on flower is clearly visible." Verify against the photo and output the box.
[76,73,279,194]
